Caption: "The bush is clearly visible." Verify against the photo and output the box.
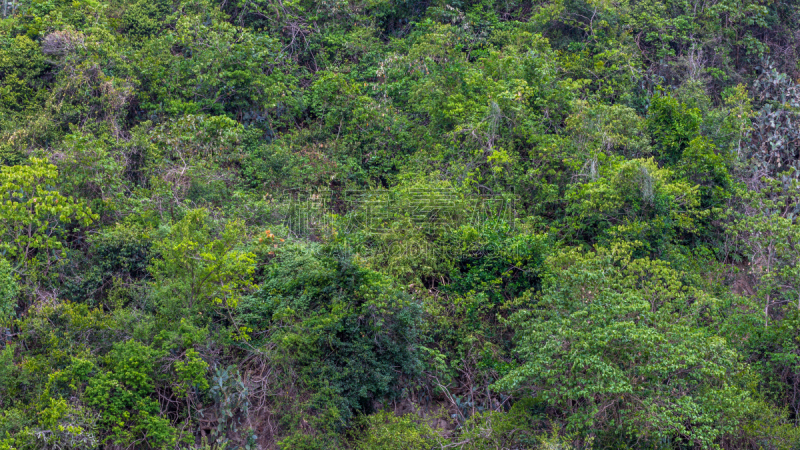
[0,258,16,324]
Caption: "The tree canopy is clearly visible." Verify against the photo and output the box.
[1,0,800,448]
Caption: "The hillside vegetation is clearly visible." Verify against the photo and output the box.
[1,0,800,448]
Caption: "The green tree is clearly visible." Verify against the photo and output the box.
[495,244,766,447]
[0,258,15,324]
[0,158,97,274]
[149,208,257,320]
[84,341,176,448]
[647,93,702,164]
[565,157,703,252]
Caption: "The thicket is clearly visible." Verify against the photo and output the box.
[1,0,800,448]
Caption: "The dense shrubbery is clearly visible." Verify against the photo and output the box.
[1,0,800,448]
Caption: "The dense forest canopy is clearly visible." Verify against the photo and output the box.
[1,0,800,448]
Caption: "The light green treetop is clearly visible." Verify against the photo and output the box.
[0,158,97,273]
[149,208,257,321]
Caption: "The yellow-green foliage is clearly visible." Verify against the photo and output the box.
[149,208,257,318]
[0,158,96,272]
[353,411,442,450]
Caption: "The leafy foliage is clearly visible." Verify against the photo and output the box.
[2,0,800,447]
[0,158,96,273]
[496,245,763,446]
[149,208,257,320]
